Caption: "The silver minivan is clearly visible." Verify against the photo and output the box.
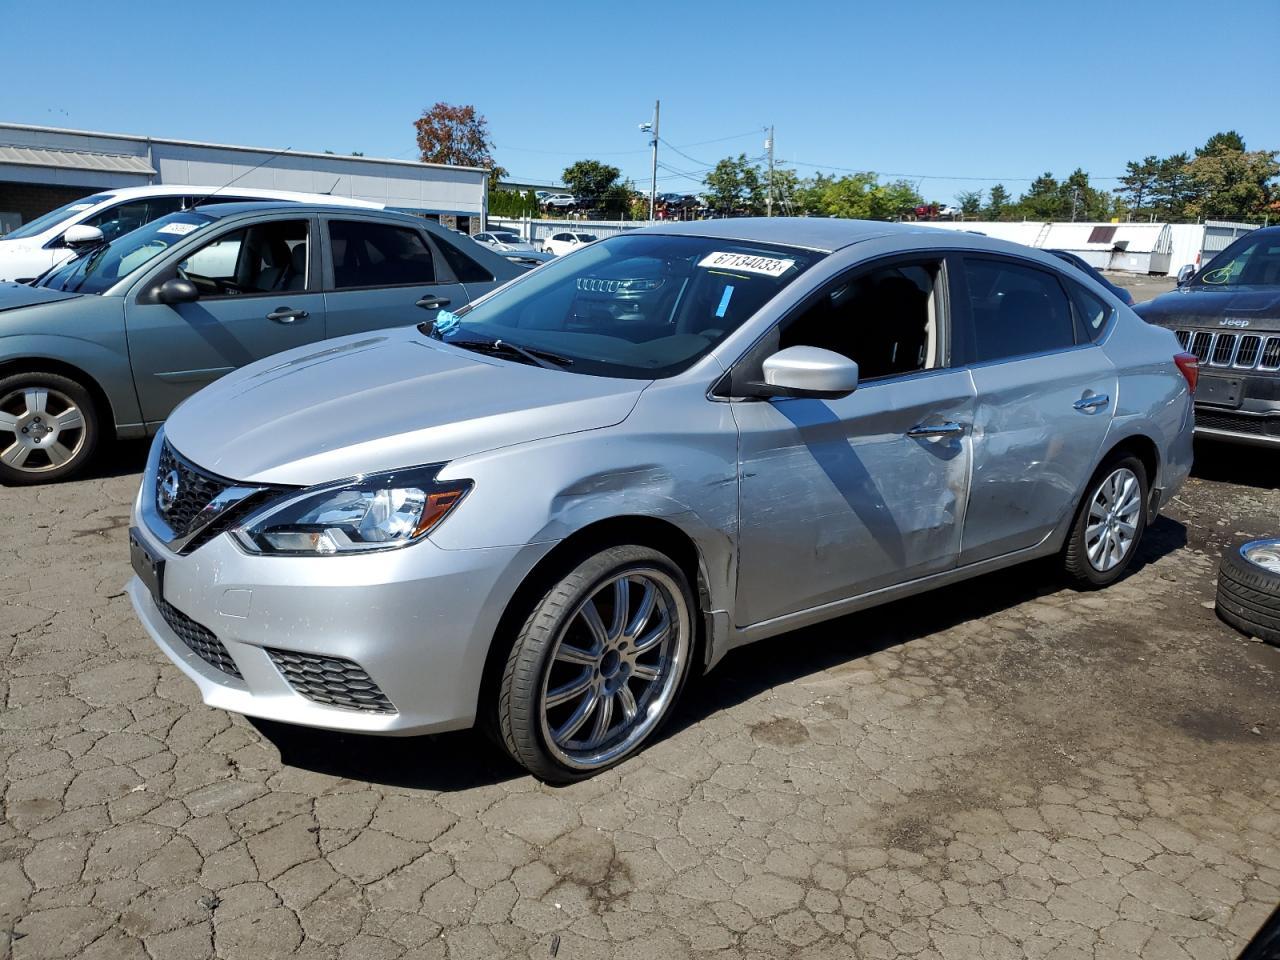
[127,219,1196,782]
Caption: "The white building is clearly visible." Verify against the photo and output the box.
[0,122,488,233]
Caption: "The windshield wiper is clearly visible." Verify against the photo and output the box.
[442,333,574,370]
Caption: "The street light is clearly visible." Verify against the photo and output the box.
[639,101,659,221]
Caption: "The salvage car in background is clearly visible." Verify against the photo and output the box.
[125,218,1195,782]
[0,185,381,282]
[543,230,598,256]
[0,203,520,483]
[1136,225,1280,446]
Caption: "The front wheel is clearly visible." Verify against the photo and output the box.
[1063,454,1149,588]
[0,371,100,485]
[497,545,695,782]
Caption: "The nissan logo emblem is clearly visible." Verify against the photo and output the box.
[158,469,181,512]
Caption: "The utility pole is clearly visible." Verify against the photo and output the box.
[765,125,775,217]
[1071,186,1080,222]
[647,100,660,221]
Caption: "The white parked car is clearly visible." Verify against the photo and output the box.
[473,230,538,254]
[543,231,599,257]
[0,185,382,282]
[542,194,577,211]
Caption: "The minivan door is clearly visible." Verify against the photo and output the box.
[731,255,977,627]
[320,217,468,337]
[125,216,325,423]
[955,255,1118,564]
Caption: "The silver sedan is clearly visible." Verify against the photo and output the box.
[127,219,1195,781]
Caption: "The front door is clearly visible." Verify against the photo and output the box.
[125,216,325,423]
[955,255,1117,564]
[731,255,976,627]
[320,217,469,337]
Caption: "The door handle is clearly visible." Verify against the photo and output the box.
[266,307,308,324]
[1073,393,1110,412]
[416,296,452,311]
[906,421,966,439]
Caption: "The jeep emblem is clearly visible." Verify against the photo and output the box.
[1220,317,1249,328]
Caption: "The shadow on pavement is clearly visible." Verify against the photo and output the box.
[1191,438,1280,491]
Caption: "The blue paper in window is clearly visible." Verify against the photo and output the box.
[715,286,734,318]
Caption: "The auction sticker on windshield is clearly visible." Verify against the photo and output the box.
[697,251,795,277]
[157,222,200,237]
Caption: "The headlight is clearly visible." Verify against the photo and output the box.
[234,465,470,556]
[1243,541,1280,575]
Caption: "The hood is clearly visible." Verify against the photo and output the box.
[0,281,82,312]
[1135,286,1280,331]
[163,327,648,486]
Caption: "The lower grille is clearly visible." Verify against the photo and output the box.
[265,649,396,713]
[1195,409,1275,437]
[157,599,242,679]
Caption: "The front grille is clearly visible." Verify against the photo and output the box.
[1211,333,1237,365]
[157,599,242,679]
[265,649,396,713]
[156,441,234,538]
[1195,409,1275,437]
[1172,329,1280,372]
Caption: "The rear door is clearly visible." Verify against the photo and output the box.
[124,215,326,422]
[320,217,468,336]
[956,254,1117,564]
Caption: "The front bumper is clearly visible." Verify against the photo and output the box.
[1193,374,1280,447]
[128,514,552,736]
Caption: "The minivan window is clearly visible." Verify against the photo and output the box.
[37,211,217,295]
[3,194,113,240]
[329,220,435,288]
[84,196,187,243]
[433,233,821,379]
[964,258,1075,362]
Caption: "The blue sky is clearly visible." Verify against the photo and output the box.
[3,0,1276,204]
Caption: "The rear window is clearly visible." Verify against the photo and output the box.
[328,220,435,288]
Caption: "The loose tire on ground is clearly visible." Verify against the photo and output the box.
[1216,539,1280,646]
[1063,453,1149,589]
[496,544,695,783]
[0,370,100,485]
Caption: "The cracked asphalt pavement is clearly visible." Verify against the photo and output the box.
[2,275,1278,959]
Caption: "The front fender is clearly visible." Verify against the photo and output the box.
[0,330,143,432]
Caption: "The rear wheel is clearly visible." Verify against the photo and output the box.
[0,371,99,485]
[497,545,694,782]
[1063,454,1148,588]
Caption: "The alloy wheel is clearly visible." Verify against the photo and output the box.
[1085,466,1142,572]
[539,568,690,770]
[0,386,87,475]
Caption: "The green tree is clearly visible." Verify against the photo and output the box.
[1185,147,1280,220]
[984,184,1011,220]
[1196,131,1247,157]
[1018,172,1064,220]
[561,159,626,213]
[704,154,765,216]
[795,172,920,221]
[956,189,984,220]
[414,102,506,189]
[1150,153,1196,219]
[1061,168,1111,221]
[1115,156,1159,219]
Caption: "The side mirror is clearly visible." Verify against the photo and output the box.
[757,346,860,399]
[1176,264,1196,286]
[156,277,199,305]
[62,224,104,249]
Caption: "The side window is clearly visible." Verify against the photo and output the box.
[179,220,309,297]
[435,235,495,283]
[85,196,185,242]
[1066,280,1113,342]
[328,220,435,289]
[778,260,943,380]
[963,258,1075,363]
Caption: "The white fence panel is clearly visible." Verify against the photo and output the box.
[488,216,644,245]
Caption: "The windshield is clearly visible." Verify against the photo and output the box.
[493,233,520,243]
[430,233,821,378]
[1194,232,1280,288]
[2,194,113,240]
[577,234,598,242]
[37,211,216,295]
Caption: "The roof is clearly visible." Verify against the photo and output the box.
[0,122,488,174]
[77,184,382,208]
[178,201,426,224]
[637,217,922,252]
[0,144,155,176]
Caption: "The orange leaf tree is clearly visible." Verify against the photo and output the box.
[413,102,506,187]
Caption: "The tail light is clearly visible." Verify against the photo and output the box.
[1174,352,1199,393]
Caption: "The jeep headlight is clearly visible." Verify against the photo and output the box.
[234,465,470,556]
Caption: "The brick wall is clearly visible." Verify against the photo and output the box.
[0,181,100,226]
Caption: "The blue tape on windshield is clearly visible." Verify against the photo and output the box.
[716,286,734,318]
[433,309,461,334]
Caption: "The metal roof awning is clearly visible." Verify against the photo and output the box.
[0,144,155,176]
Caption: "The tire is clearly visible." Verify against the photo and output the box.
[0,370,99,485]
[1063,453,1149,588]
[1216,539,1280,646]
[496,544,695,783]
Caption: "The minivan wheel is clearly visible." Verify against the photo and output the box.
[0,371,99,485]
[1063,454,1148,588]
[497,545,694,782]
